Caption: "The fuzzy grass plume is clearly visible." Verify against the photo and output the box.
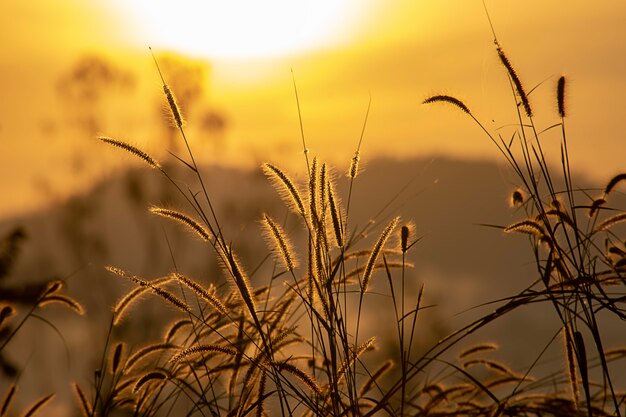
[349,151,361,179]
[106,266,191,314]
[124,343,178,372]
[111,276,175,325]
[172,273,228,314]
[97,136,160,169]
[328,179,344,248]
[594,213,626,233]
[557,76,566,118]
[133,371,168,394]
[604,173,626,195]
[263,163,307,219]
[149,207,210,241]
[150,47,184,128]
[170,344,239,364]
[503,219,544,237]
[423,95,471,114]
[361,217,399,292]
[496,47,532,117]
[261,213,298,272]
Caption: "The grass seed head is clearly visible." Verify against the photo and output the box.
[164,85,184,128]
[589,197,606,217]
[504,219,544,237]
[112,276,175,326]
[262,214,298,272]
[459,342,499,360]
[318,163,328,214]
[263,163,306,219]
[39,294,85,315]
[133,371,168,394]
[111,342,125,375]
[124,343,178,372]
[309,157,318,224]
[218,245,256,317]
[164,319,193,343]
[349,151,361,179]
[328,179,344,248]
[557,76,566,117]
[361,217,400,292]
[97,136,160,169]
[172,273,228,314]
[604,173,626,195]
[256,371,267,417]
[149,207,210,241]
[22,393,54,417]
[401,225,410,253]
[398,222,416,253]
[73,384,91,417]
[274,361,322,395]
[510,188,525,208]
[423,94,471,114]
[595,213,626,233]
[497,47,532,117]
[170,344,239,364]
[109,268,191,314]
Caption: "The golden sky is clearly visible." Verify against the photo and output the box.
[2,1,626,217]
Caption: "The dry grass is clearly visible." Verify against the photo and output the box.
[1,16,624,417]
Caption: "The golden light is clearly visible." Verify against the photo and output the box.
[116,0,370,60]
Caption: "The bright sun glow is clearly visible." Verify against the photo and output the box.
[119,0,366,60]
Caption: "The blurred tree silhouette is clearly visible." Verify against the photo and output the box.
[0,228,47,377]
[56,55,136,173]
[57,55,135,136]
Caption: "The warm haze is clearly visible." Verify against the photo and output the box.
[2,1,626,217]
[2,2,626,416]
[117,0,372,59]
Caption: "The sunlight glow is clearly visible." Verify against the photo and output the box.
[119,0,367,60]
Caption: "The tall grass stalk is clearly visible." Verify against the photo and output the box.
[82,32,626,417]
[423,18,625,417]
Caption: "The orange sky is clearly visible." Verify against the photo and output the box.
[2,1,626,218]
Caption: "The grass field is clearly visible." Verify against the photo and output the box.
[1,18,625,417]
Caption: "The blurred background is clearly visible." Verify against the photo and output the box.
[1,1,626,414]
[2,1,626,218]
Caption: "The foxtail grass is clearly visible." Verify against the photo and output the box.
[496,46,532,117]
[425,25,626,417]
[149,207,211,241]
[261,213,298,272]
[80,28,626,417]
[263,163,307,220]
[97,136,160,169]
[361,217,399,292]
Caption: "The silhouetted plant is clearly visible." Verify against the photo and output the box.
[83,19,625,417]
[0,227,84,414]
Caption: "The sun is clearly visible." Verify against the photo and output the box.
[117,0,368,60]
